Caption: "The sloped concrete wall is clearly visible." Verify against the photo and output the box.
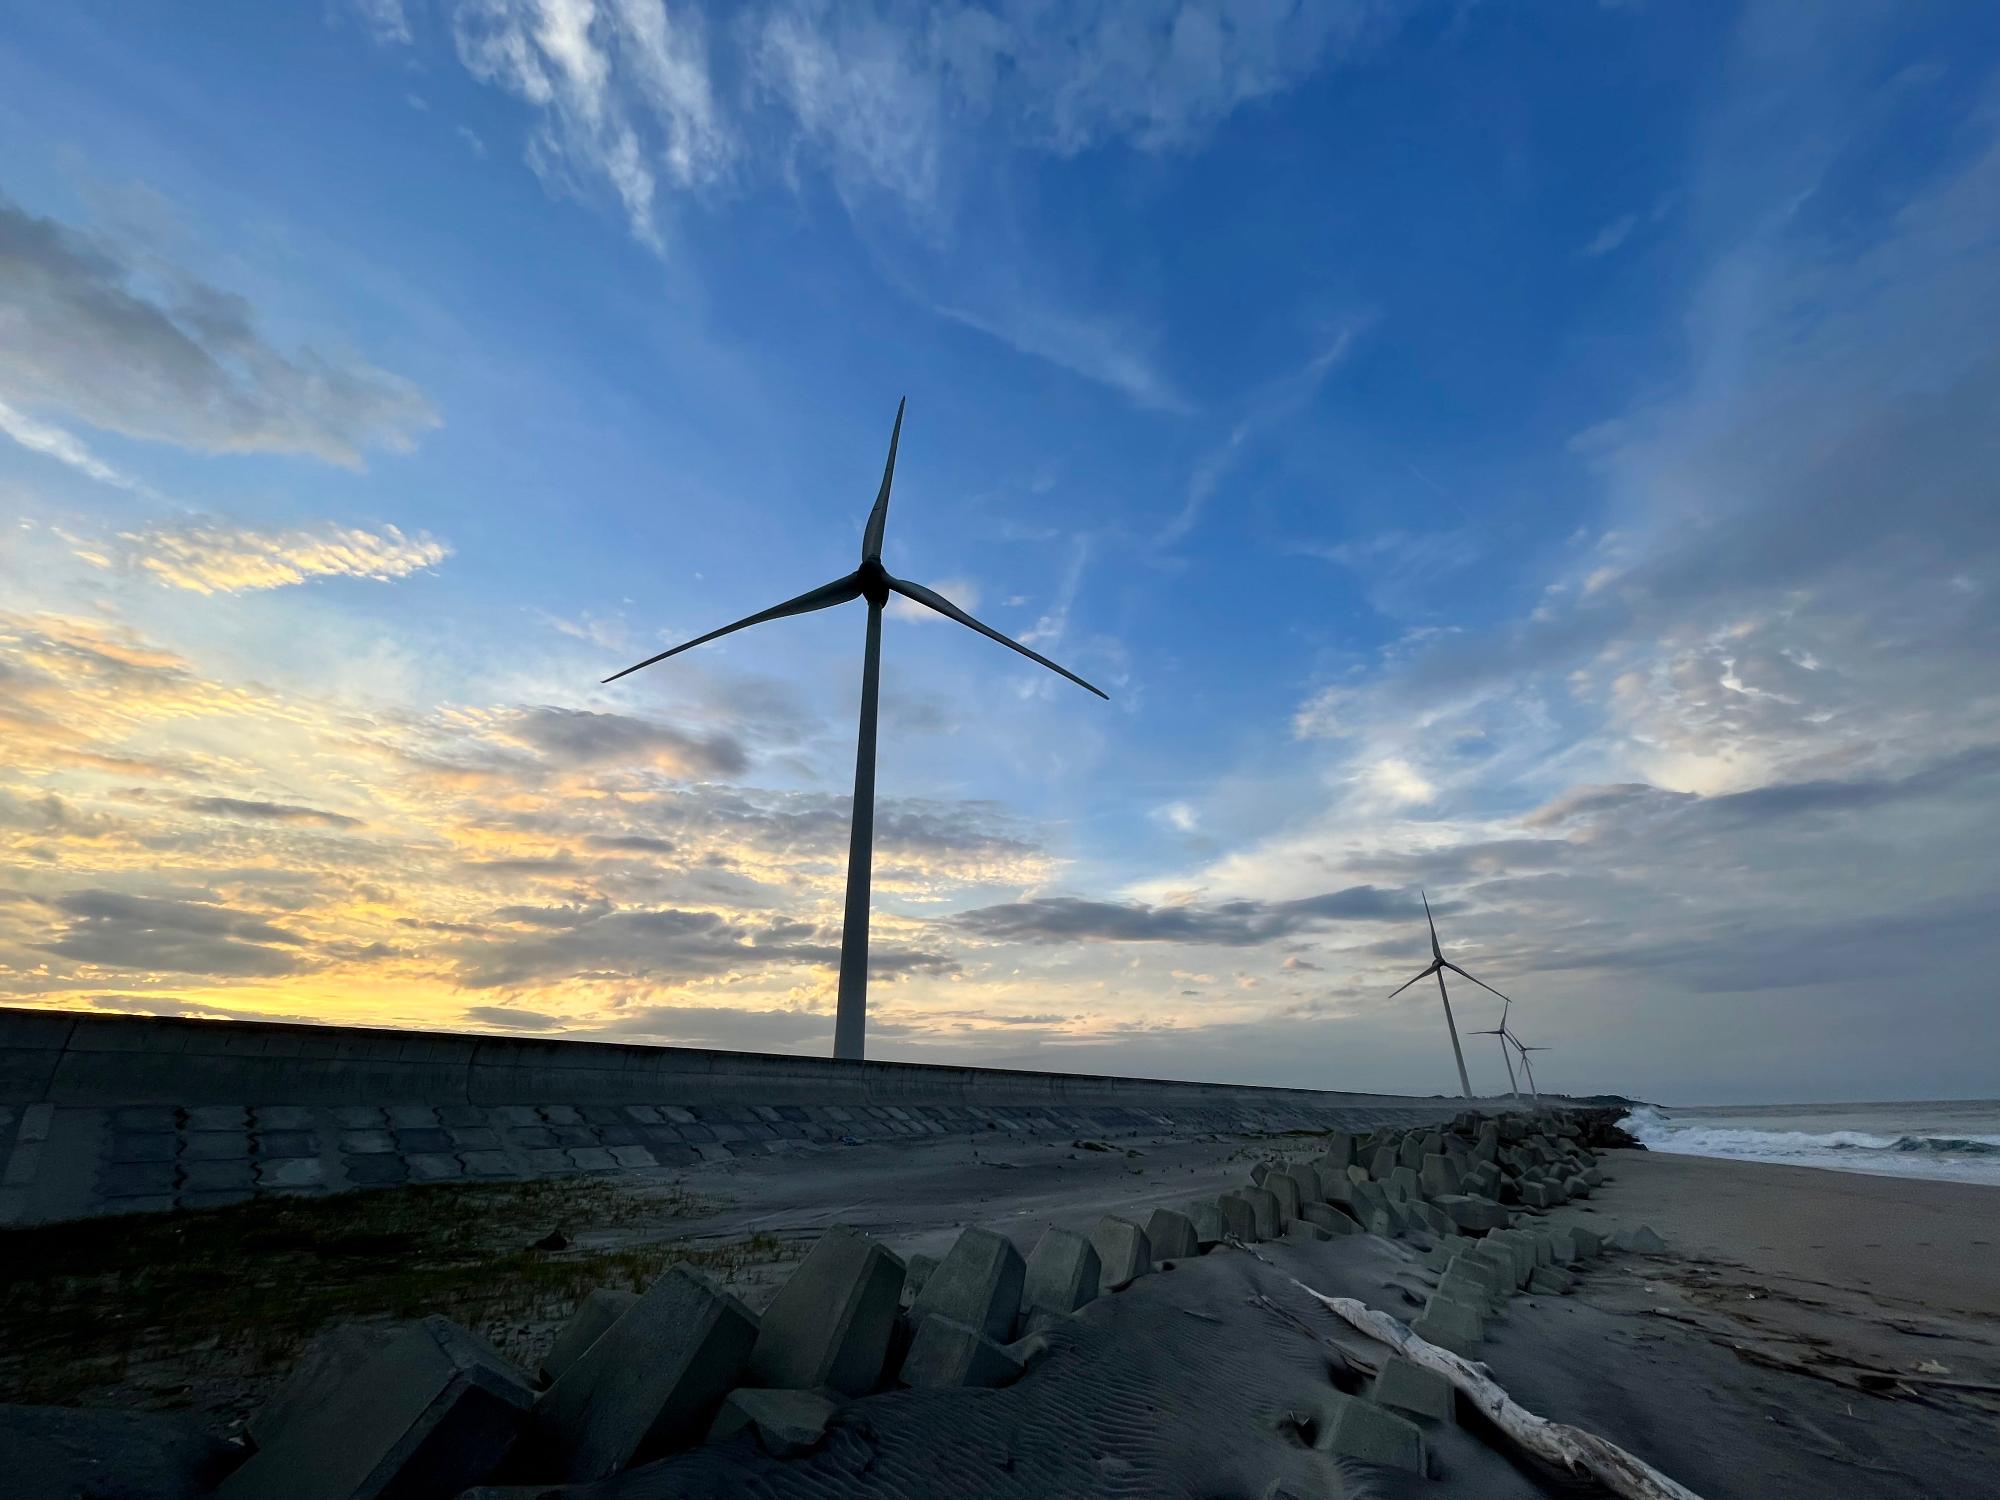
[0,1009,1475,1228]
[0,1008,1450,1112]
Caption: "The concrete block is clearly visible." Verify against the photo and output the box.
[1319,1392,1425,1474]
[1284,1220,1330,1242]
[1143,1207,1199,1261]
[1567,1224,1603,1258]
[1472,1240,1529,1291]
[900,1253,938,1305]
[1216,1193,1258,1240]
[1397,1135,1427,1172]
[908,1227,1025,1343]
[542,1289,640,1385]
[1411,1298,1484,1358]
[1528,1266,1573,1296]
[1321,1132,1356,1171]
[220,1317,532,1500]
[1612,1224,1668,1253]
[1250,1160,1275,1185]
[1368,1145,1399,1180]
[1265,1170,1301,1222]
[1565,1174,1591,1199]
[1407,1202,1452,1238]
[1240,1186,1282,1239]
[1418,1153,1461,1199]
[249,1323,402,1449]
[1386,1166,1421,1202]
[898,1315,1023,1389]
[529,1265,758,1480]
[748,1225,904,1397]
[1300,1203,1357,1236]
[707,1388,836,1456]
[1091,1215,1153,1290]
[1373,1356,1455,1423]
[1440,1257,1507,1308]
[1183,1199,1227,1248]
[1023,1227,1100,1317]
[1432,1193,1507,1233]
[1474,1122,1500,1162]
[1520,1181,1553,1210]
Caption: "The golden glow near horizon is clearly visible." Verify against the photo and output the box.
[0,571,1348,1062]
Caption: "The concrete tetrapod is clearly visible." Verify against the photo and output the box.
[1410,1294,1485,1358]
[1300,1202,1358,1236]
[1216,1193,1259,1241]
[1265,1170,1302,1222]
[220,1316,534,1500]
[747,1225,904,1397]
[1023,1227,1101,1317]
[542,1290,640,1385]
[1182,1199,1227,1249]
[1319,1392,1426,1475]
[247,1323,400,1449]
[908,1227,1026,1343]
[530,1265,758,1480]
[1240,1186,1282,1239]
[899,1316,1024,1389]
[1091,1215,1153,1290]
[1374,1355,1457,1423]
[1144,1207,1200,1261]
[707,1389,837,1456]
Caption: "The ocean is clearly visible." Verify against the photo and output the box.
[1617,1099,2000,1187]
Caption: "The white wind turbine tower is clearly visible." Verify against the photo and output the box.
[1387,891,1512,1099]
[603,400,1107,1063]
[1471,998,1524,1100]
[1514,1037,1551,1105]
[1473,1001,1549,1106]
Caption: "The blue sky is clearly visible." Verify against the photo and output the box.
[2,1,1997,1104]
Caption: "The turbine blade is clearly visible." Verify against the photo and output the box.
[1422,890,1442,960]
[861,398,906,563]
[1442,960,1510,1003]
[888,576,1108,699]
[1386,963,1437,1000]
[603,572,863,683]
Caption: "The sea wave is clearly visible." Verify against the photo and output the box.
[1616,1106,2000,1181]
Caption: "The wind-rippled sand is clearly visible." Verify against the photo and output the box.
[495,1145,2000,1499]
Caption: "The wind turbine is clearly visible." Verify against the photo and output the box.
[1387,891,1511,1099]
[1513,1038,1551,1105]
[1471,999,1523,1100]
[603,399,1106,1062]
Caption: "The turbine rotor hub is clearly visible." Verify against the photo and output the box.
[857,557,891,606]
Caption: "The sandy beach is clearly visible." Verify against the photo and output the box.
[8,1130,1999,1497]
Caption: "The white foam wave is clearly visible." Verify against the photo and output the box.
[1617,1106,2000,1184]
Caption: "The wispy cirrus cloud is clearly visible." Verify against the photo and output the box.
[69,518,449,595]
[0,399,152,493]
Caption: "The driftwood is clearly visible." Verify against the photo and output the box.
[1293,1279,1708,1500]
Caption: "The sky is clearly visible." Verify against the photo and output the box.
[2,1,1997,1106]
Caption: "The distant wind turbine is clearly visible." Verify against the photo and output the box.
[1514,1037,1551,1105]
[603,399,1106,1062]
[1387,890,1511,1099]
[1471,998,1524,1100]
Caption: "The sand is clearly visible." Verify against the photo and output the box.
[12,1128,2000,1496]
[476,1143,2000,1500]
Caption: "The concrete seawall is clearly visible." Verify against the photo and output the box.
[0,1009,1483,1228]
